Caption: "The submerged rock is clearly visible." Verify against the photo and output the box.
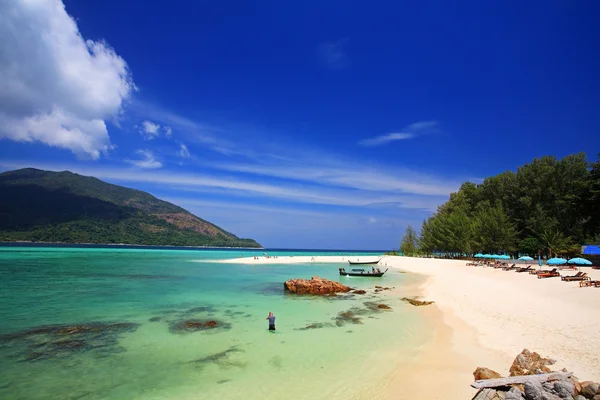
[284,276,352,295]
[400,297,434,306]
[295,322,335,331]
[0,321,139,362]
[191,347,245,369]
[352,290,366,294]
[169,319,231,334]
[148,316,161,322]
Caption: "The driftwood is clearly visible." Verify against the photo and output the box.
[471,372,572,389]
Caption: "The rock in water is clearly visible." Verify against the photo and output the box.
[473,367,502,381]
[284,276,352,295]
[352,290,366,294]
[400,297,434,306]
[509,349,555,376]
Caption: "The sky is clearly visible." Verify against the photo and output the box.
[0,0,599,249]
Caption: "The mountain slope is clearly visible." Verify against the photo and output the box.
[0,168,261,248]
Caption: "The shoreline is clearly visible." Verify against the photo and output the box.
[221,254,600,398]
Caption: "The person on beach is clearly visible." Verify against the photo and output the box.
[266,312,276,331]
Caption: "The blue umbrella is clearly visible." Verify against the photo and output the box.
[482,254,493,258]
[491,254,501,259]
[474,253,484,258]
[567,257,592,265]
[500,255,511,260]
[518,256,534,261]
[546,257,567,265]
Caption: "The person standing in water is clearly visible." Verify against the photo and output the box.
[266,312,276,331]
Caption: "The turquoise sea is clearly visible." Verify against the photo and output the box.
[0,247,430,400]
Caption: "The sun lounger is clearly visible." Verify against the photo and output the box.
[502,264,516,271]
[516,266,533,273]
[579,280,600,287]
[561,272,583,281]
[537,269,560,279]
[562,272,590,282]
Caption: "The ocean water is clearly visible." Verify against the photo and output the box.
[0,247,430,400]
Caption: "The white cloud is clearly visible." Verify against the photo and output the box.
[358,121,439,147]
[318,39,349,70]
[125,149,162,169]
[178,143,190,158]
[358,132,415,146]
[164,126,172,137]
[0,0,133,159]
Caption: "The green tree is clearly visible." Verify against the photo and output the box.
[519,237,540,256]
[400,225,419,256]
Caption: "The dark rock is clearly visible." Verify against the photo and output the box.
[524,380,545,400]
[191,347,244,369]
[506,387,525,400]
[552,381,575,398]
[400,297,434,306]
[375,286,382,288]
[333,310,363,326]
[284,276,352,295]
[187,306,215,313]
[581,382,600,399]
[352,290,366,294]
[148,316,161,322]
[473,367,502,380]
[377,304,392,310]
[217,379,230,384]
[509,349,555,376]
[169,319,231,334]
[575,396,587,400]
[295,322,335,331]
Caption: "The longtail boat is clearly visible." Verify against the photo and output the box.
[339,268,387,277]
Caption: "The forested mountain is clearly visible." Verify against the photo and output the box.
[415,153,599,257]
[0,168,261,248]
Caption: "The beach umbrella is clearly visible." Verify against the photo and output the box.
[490,254,500,259]
[500,255,511,260]
[518,256,534,261]
[474,253,484,258]
[546,257,567,265]
[567,257,592,266]
[482,254,492,258]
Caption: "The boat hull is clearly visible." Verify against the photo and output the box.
[339,271,385,277]
[347,260,381,265]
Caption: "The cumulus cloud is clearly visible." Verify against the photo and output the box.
[138,120,173,140]
[358,121,438,147]
[140,120,160,139]
[178,143,190,158]
[0,0,134,159]
[125,149,162,169]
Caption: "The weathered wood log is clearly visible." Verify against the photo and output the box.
[471,372,572,389]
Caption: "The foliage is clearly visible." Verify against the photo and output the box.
[400,225,419,256]
[419,153,597,257]
[0,168,262,248]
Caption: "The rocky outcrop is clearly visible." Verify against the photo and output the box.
[471,349,600,400]
[284,276,352,295]
[509,349,555,376]
[400,297,434,306]
[474,367,502,380]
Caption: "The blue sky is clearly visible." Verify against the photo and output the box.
[1,0,598,249]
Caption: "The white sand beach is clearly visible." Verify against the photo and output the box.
[220,255,600,398]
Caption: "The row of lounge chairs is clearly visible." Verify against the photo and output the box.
[466,260,599,287]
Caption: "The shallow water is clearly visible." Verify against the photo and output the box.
[0,247,430,399]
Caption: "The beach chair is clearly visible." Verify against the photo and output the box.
[579,280,600,287]
[537,269,560,279]
[502,264,516,271]
[561,272,583,281]
[563,272,590,282]
[516,266,533,273]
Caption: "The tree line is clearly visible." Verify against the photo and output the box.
[400,153,600,258]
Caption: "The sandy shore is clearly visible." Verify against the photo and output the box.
[220,254,600,398]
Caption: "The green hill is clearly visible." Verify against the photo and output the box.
[0,168,262,248]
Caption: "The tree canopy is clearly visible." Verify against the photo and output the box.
[418,153,599,258]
